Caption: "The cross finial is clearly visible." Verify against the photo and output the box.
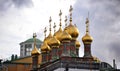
[44,27,47,38]
[53,22,56,33]
[49,16,52,32]
[49,16,52,23]
[86,18,89,33]
[86,12,90,33]
[33,33,37,47]
[65,16,67,27]
[69,5,73,16]
[59,10,62,27]
[69,5,73,24]
[33,33,37,38]
[59,10,62,17]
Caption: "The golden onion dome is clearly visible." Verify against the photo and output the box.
[44,16,53,46]
[64,5,79,40]
[49,36,60,47]
[49,22,61,47]
[65,24,79,40]
[44,33,53,45]
[31,45,40,55]
[82,33,93,44]
[54,10,63,42]
[41,42,51,52]
[82,17,93,44]
[75,40,81,48]
[54,27,63,41]
[61,30,72,42]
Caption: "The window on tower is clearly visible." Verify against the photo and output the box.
[25,44,32,56]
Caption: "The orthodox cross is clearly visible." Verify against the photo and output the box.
[86,18,89,33]
[49,16,52,33]
[44,27,47,38]
[53,22,56,33]
[69,5,73,24]
[33,33,37,47]
[65,16,67,27]
[59,10,62,27]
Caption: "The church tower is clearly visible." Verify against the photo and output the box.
[64,6,80,57]
[49,18,60,60]
[61,12,72,57]
[41,26,51,63]
[82,17,93,58]
[31,33,41,70]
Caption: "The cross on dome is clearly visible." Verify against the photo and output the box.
[65,16,67,27]
[44,27,47,38]
[49,16,52,32]
[53,22,56,33]
[59,10,62,27]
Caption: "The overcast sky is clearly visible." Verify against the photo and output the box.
[0,0,120,68]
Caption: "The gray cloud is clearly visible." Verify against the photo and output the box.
[109,41,120,60]
[90,0,120,61]
[0,0,119,68]
[0,0,33,11]
[73,0,120,66]
[12,0,33,8]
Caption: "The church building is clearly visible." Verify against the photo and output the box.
[1,5,119,71]
[30,6,116,71]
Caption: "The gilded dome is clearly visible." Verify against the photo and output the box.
[31,46,40,55]
[41,42,51,52]
[75,40,81,48]
[65,24,79,40]
[61,30,72,42]
[54,27,63,41]
[49,36,60,47]
[44,33,53,45]
[82,33,93,44]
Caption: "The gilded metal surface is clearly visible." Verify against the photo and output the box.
[82,18,93,44]
[31,46,40,55]
[65,24,79,40]
[75,40,81,48]
[61,30,72,42]
[31,33,40,55]
[49,36,60,46]
[41,42,51,52]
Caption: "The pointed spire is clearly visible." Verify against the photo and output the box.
[44,27,47,38]
[53,22,56,33]
[33,33,37,47]
[69,5,73,24]
[49,16,52,33]
[65,16,67,27]
[59,10,62,27]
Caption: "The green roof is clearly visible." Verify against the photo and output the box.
[24,38,42,43]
